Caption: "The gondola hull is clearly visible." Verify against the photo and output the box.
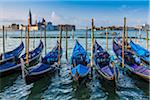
[73,75,89,86]
[113,39,150,82]
[125,64,150,82]
[25,64,57,85]
[0,63,21,77]
[140,58,150,65]
[0,52,41,77]
[96,69,116,93]
[71,41,90,85]
[0,42,24,63]
[22,41,62,84]
[0,40,44,77]
[93,40,118,89]
[95,65,116,88]
[126,69,149,82]
[71,66,90,86]
[71,64,90,85]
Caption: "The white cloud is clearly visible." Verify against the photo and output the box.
[49,11,61,24]
[49,11,90,28]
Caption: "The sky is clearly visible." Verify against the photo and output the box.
[0,0,149,28]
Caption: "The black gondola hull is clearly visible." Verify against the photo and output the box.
[0,53,41,77]
[125,68,149,82]
[95,69,116,89]
[72,75,89,86]
[25,66,57,85]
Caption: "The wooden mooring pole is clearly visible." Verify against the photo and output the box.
[146,29,149,50]
[125,25,128,49]
[33,30,35,48]
[106,28,108,50]
[86,27,88,52]
[26,26,29,65]
[91,19,94,77]
[66,27,68,61]
[40,30,42,40]
[5,28,7,40]
[44,24,47,55]
[122,17,126,68]
[21,28,23,42]
[58,25,62,65]
[72,29,74,40]
[2,26,5,58]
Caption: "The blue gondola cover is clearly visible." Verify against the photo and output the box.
[130,41,150,63]
[71,64,90,77]
[71,40,90,65]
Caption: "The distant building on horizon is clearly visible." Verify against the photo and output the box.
[11,23,19,30]
[6,10,76,31]
[21,10,38,31]
[58,24,75,31]
[46,22,54,31]
[28,10,38,31]
[142,23,150,31]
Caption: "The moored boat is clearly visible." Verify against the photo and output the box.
[71,40,90,85]
[130,40,150,65]
[113,39,150,82]
[0,42,24,63]
[0,40,44,77]
[22,41,63,85]
[93,40,119,88]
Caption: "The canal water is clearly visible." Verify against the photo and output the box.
[0,30,149,100]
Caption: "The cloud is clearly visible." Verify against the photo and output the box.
[48,12,117,28]
[49,11,90,28]
[49,11,62,24]
[118,4,131,12]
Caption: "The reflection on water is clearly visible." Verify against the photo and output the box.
[27,77,52,100]
[0,30,149,100]
[0,73,19,92]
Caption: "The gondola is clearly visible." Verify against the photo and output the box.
[93,40,119,87]
[21,40,44,66]
[71,40,90,84]
[130,40,150,65]
[0,42,24,63]
[22,41,62,85]
[0,40,44,77]
[113,39,150,82]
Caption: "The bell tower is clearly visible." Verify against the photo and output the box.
[28,10,32,26]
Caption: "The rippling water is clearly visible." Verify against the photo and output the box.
[0,30,149,100]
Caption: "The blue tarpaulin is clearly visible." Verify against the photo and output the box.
[71,64,90,77]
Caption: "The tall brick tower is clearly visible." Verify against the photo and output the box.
[28,10,32,26]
